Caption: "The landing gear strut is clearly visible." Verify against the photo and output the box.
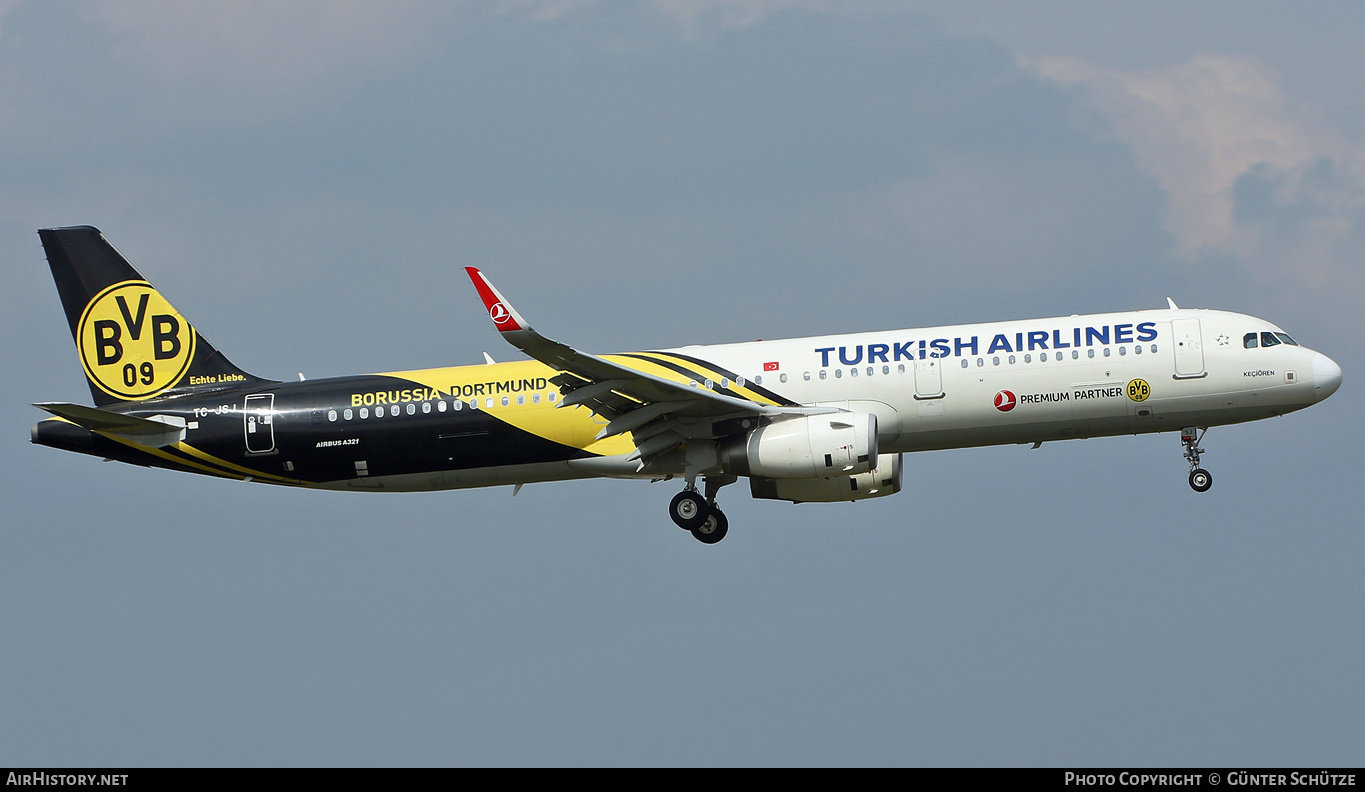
[1182,426,1213,493]
[668,475,735,544]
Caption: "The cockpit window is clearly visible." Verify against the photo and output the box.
[1260,332,1281,348]
[1274,333,1298,346]
[1244,332,1258,349]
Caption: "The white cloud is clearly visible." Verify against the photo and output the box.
[1026,53,1365,295]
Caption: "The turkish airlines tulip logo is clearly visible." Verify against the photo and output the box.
[994,390,1016,412]
[489,303,512,325]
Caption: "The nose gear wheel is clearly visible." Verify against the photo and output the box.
[1181,427,1212,493]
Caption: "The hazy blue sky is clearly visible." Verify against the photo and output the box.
[2,1,1360,766]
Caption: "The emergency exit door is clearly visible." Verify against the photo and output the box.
[914,357,944,399]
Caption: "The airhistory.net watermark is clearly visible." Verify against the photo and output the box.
[6,774,128,786]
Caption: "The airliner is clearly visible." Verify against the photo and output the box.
[31,226,1342,543]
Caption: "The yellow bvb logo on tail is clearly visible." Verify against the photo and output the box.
[77,280,196,400]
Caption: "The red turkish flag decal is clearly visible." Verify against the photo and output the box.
[763,362,779,371]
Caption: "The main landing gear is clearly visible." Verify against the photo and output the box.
[669,475,735,544]
[1182,426,1213,493]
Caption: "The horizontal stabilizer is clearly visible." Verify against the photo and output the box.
[34,402,187,447]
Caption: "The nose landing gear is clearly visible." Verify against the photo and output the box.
[1182,427,1213,493]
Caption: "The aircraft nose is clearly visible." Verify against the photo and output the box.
[1312,353,1342,402]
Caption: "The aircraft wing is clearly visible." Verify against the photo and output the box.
[465,267,830,468]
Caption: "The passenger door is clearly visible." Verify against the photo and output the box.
[1171,319,1206,378]
[244,393,276,454]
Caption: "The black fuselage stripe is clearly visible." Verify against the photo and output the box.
[616,353,756,404]
[641,351,800,406]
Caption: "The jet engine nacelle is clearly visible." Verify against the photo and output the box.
[720,412,878,479]
[749,453,903,503]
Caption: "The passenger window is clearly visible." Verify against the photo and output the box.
[328,410,337,422]
[344,409,353,420]
[360,407,369,419]
[1103,348,1111,357]
[819,370,827,380]
[897,364,905,374]
[1024,354,1031,363]
[452,399,461,411]
[803,372,811,381]
[422,402,431,414]
[1119,346,1127,356]
[754,375,763,385]
[438,400,447,412]
[407,403,417,415]
[1072,350,1079,359]
[835,369,842,378]
[469,399,479,410]
[391,405,400,416]
[780,373,788,383]
[1008,355,1016,365]
[547,392,556,403]
[1261,332,1281,348]
[532,393,540,404]
[1244,333,1258,349]
[960,359,968,368]
[1087,349,1095,359]
[516,395,525,406]
[992,356,1000,366]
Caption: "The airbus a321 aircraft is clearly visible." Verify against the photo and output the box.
[31,226,1342,543]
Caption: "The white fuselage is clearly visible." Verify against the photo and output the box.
[655,307,1337,453]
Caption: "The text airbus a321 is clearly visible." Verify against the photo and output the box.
[31,227,1342,543]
